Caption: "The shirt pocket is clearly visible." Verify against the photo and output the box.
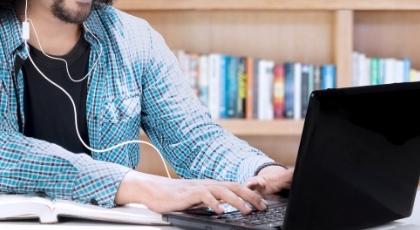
[103,93,142,123]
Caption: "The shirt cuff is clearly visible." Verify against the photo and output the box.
[71,154,132,208]
[237,155,275,184]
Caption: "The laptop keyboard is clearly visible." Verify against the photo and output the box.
[216,201,288,227]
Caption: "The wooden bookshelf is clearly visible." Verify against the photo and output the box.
[115,0,420,11]
[115,0,420,175]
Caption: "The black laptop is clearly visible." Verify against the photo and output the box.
[163,82,420,230]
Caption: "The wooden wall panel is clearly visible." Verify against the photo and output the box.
[355,11,420,69]
[127,11,334,65]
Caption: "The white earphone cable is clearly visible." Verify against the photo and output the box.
[22,0,172,179]
[28,19,100,83]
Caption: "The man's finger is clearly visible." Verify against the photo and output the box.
[227,183,266,211]
[200,190,223,214]
[210,186,252,214]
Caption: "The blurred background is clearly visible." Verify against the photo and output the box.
[114,0,420,177]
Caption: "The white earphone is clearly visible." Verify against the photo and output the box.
[22,0,172,178]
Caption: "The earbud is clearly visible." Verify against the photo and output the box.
[22,0,30,41]
[22,21,30,41]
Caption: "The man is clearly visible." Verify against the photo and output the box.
[0,0,293,214]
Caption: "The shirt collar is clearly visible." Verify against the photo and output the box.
[0,8,28,61]
[82,8,106,44]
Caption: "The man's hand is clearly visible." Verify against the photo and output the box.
[246,166,294,195]
[115,171,267,215]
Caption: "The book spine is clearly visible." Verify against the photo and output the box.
[226,57,239,118]
[189,54,200,96]
[363,57,371,86]
[258,60,266,120]
[265,61,275,120]
[209,54,221,119]
[410,69,417,82]
[370,58,380,85]
[307,65,314,97]
[358,54,369,86]
[301,64,310,118]
[284,63,294,119]
[246,57,254,119]
[253,59,260,119]
[219,55,227,118]
[313,66,321,91]
[321,64,337,89]
[237,57,247,119]
[396,60,405,83]
[198,55,209,107]
[378,58,385,85]
[352,52,360,86]
[403,58,411,82]
[293,63,302,120]
[273,64,285,119]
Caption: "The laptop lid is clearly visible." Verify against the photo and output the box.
[284,83,420,230]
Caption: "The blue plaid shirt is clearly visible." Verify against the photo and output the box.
[0,6,274,208]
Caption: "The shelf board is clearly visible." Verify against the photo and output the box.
[217,119,304,136]
[115,0,420,11]
[141,120,304,136]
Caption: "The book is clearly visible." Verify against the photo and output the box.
[189,54,200,96]
[396,60,405,83]
[273,64,285,119]
[386,58,397,84]
[370,58,380,85]
[198,55,209,107]
[284,63,295,119]
[301,64,312,118]
[264,60,275,120]
[410,69,420,82]
[0,194,168,225]
[237,57,247,118]
[293,63,302,120]
[257,60,274,120]
[252,58,260,119]
[352,52,360,86]
[226,56,239,118]
[245,57,254,119]
[220,55,228,118]
[313,65,321,91]
[403,58,411,82]
[321,64,336,89]
[379,58,385,84]
[208,54,221,119]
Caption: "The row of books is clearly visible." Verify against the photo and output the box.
[175,51,337,120]
[352,52,420,86]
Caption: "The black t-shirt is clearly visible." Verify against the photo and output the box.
[22,37,91,155]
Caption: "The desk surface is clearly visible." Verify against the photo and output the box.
[1,191,419,230]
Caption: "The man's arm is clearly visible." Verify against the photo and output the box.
[140,24,274,183]
[0,128,129,207]
[0,81,267,213]
[0,78,129,207]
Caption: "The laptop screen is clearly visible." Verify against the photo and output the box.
[285,83,420,230]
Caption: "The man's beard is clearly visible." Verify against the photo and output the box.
[51,0,93,24]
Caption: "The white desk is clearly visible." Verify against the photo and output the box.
[1,191,419,230]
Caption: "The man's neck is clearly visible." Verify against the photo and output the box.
[17,3,82,56]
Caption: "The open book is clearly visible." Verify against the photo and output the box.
[0,194,169,225]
